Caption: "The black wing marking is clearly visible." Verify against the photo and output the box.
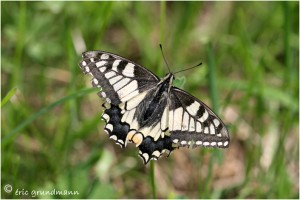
[79,51,159,105]
[102,103,130,148]
[168,87,230,148]
[138,136,174,164]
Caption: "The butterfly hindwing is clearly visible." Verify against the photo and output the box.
[102,103,130,148]
[168,88,230,148]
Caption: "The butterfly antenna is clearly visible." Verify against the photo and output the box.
[159,44,171,73]
[173,62,203,75]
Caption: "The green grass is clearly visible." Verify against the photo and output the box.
[1,1,299,199]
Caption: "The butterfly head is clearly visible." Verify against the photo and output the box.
[162,73,175,83]
[158,73,175,93]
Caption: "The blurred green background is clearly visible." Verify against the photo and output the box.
[1,1,299,199]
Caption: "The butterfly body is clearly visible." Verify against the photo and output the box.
[80,50,230,164]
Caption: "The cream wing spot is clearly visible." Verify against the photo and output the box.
[112,60,121,72]
[182,112,189,131]
[173,108,183,130]
[142,153,149,162]
[109,135,117,141]
[106,98,111,104]
[121,110,129,122]
[117,139,124,145]
[224,141,229,147]
[109,75,122,85]
[105,71,116,79]
[125,108,136,124]
[125,92,147,110]
[119,102,125,110]
[99,67,106,72]
[203,141,210,146]
[148,123,161,140]
[113,78,131,91]
[139,126,152,137]
[204,127,209,134]
[93,78,99,85]
[186,101,200,115]
[154,129,163,141]
[96,61,107,67]
[196,121,202,132]
[131,119,140,130]
[102,113,110,121]
[101,54,109,59]
[121,90,139,102]
[168,110,174,131]
[181,140,187,145]
[199,109,209,122]
[160,107,169,131]
[106,124,113,131]
[100,92,106,98]
[213,119,220,127]
[152,150,160,158]
[189,118,195,131]
[209,124,215,135]
[117,80,138,99]
[122,63,135,77]
[161,131,165,138]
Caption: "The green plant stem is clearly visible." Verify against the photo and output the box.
[150,161,157,198]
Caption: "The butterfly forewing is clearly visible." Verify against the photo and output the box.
[79,50,230,164]
[79,51,159,104]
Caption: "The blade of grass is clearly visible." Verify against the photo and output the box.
[1,87,17,107]
[12,1,26,88]
[2,87,97,146]
[157,0,167,76]
[66,29,79,126]
[160,1,166,43]
[206,42,219,112]
[199,42,221,198]
[283,1,293,91]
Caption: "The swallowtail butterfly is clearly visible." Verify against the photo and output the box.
[79,50,230,164]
